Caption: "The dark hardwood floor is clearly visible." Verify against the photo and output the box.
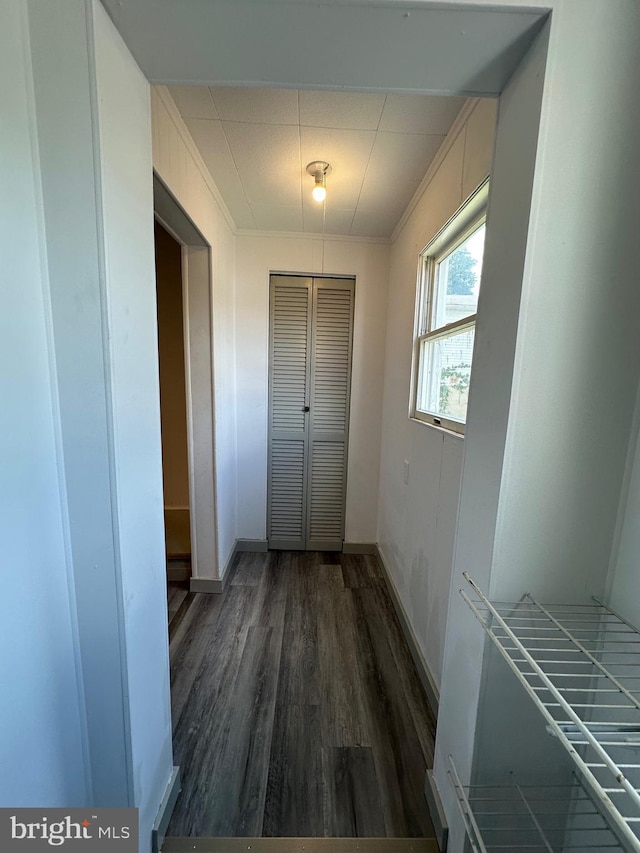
[166,551,437,839]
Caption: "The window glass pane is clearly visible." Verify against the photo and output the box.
[417,326,475,422]
[432,223,485,328]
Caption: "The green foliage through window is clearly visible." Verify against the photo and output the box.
[439,363,471,411]
[446,247,478,295]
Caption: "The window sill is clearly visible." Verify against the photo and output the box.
[409,416,465,440]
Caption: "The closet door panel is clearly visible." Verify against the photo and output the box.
[269,439,306,545]
[306,279,354,551]
[308,440,346,545]
[267,276,312,549]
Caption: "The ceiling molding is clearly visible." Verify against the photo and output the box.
[154,85,239,235]
[390,97,482,244]
[235,228,391,246]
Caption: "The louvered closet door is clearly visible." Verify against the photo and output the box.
[306,278,354,551]
[268,276,313,549]
[268,275,354,551]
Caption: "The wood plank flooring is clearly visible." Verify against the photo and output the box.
[166,551,437,839]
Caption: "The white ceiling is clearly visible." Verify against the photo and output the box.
[101,1,547,96]
[168,86,467,238]
[99,0,545,238]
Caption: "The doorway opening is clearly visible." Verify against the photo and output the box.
[153,173,219,589]
[155,221,191,575]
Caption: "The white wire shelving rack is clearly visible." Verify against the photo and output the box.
[460,573,640,852]
[448,756,625,852]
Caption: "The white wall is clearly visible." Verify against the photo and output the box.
[13,0,178,853]
[151,86,238,576]
[433,35,548,836]
[434,0,640,847]
[235,235,390,544]
[488,1,640,605]
[93,2,174,841]
[377,98,497,693]
[0,0,89,807]
[28,0,134,805]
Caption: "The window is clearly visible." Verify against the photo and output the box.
[411,181,488,434]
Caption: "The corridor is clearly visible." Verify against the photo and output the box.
[166,551,437,838]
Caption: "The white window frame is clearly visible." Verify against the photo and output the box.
[410,179,489,434]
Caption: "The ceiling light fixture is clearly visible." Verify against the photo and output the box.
[307,161,330,203]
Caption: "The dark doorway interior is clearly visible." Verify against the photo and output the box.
[155,222,191,566]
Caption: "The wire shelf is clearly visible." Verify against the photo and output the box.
[460,574,640,852]
[448,756,625,852]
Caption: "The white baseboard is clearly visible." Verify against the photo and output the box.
[188,537,253,594]
[374,545,440,718]
[424,770,448,851]
[151,766,181,853]
[190,577,224,593]
[236,539,268,552]
[342,542,378,555]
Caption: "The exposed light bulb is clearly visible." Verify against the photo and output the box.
[307,161,330,204]
[312,183,326,203]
